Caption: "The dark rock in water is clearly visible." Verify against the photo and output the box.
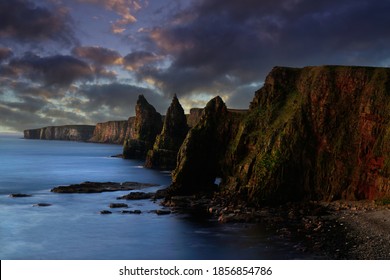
[100,210,112,214]
[9,193,32,198]
[163,195,212,219]
[110,154,123,158]
[121,210,142,214]
[117,192,154,200]
[33,203,52,207]
[145,95,189,170]
[123,95,163,159]
[154,188,168,200]
[123,139,148,159]
[51,181,157,193]
[109,203,128,208]
[156,209,171,215]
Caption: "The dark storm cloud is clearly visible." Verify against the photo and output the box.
[123,51,161,71]
[9,53,94,86]
[78,83,169,119]
[1,96,45,114]
[0,0,76,45]
[142,0,390,101]
[0,47,13,62]
[0,83,66,131]
[0,102,90,131]
[0,104,47,131]
[72,46,122,65]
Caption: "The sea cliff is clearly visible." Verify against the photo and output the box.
[89,120,128,144]
[24,125,95,141]
[169,66,390,204]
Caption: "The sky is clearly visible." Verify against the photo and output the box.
[1,0,390,133]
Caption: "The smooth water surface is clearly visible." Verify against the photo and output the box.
[0,135,311,260]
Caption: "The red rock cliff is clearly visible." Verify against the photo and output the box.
[169,66,390,204]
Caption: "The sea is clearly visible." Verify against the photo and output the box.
[0,134,313,260]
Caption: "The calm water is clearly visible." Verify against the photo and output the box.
[0,135,310,260]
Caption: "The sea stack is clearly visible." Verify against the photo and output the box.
[123,95,163,159]
[145,94,189,170]
[168,96,242,195]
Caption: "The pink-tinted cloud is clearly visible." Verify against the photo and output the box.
[72,46,122,65]
[123,51,162,71]
[77,0,145,33]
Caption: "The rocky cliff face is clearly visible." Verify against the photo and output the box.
[24,125,95,141]
[169,66,390,204]
[169,96,244,195]
[186,108,204,128]
[123,95,163,159]
[89,120,128,144]
[145,95,189,170]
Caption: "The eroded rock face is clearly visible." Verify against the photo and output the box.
[186,108,204,128]
[236,66,390,203]
[89,120,128,144]
[24,125,95,141]
[145,95,189,170]
[168,96,243,195]
[169,66,390,205]
[123,95,163,159]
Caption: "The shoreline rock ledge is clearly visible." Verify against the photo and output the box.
[51,181,158,193]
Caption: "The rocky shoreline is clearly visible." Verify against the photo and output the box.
[162,194,390,259]
[10,182,390,259]
[50,181,158,193]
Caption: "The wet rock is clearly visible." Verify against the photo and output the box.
[152,209,171,215]
[9,193,32,198]
[153,188,168,200]
[33,203,52,207]
[100,210,112,214]
[109,203,128,208]
[121,210,142,214]
[110,154,123,158]
[156,209,171,215]
[51,181,157,193]
[117,192,154,200]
